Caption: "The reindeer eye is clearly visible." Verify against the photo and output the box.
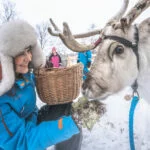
[114,46,124,54]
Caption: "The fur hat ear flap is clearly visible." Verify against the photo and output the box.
[0,20,46,96]
[0,54,15,96]
[31,43,46,68]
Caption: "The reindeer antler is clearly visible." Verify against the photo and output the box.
[48,1,129,51]
[123,0,150,26]
[48,18,102,52]
[107,0,150,30]
[107,0,129,25]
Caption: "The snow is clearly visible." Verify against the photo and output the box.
[37,86,150,150]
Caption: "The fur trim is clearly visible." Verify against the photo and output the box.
[32,43,46,68]
[0,20,46,68]
[0,20,46,95]
[0,54,15,96]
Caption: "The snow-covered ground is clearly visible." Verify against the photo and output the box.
[37,87,150,150]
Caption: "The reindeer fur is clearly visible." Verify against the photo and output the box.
[83,18,150,103]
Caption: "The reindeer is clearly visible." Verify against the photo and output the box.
[48,0,150,103]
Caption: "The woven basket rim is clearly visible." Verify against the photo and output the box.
[35,63,83,76]
[35,63,83,105]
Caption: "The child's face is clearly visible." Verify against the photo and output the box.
[52,50,57,55]
[15,50,32,74]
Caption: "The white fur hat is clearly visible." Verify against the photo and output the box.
[0,20,46,96]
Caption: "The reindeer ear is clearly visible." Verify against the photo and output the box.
[109,17,128,30]
[110,18,128,30]
[138,18,150,44]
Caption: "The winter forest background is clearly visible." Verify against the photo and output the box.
[1,0,150,149]
[0,0,98,64]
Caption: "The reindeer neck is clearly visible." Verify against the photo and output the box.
[137,25,150,103]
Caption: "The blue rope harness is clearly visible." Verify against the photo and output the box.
[129,96,139,150]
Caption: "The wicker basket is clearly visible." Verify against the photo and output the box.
[35,63,83,105]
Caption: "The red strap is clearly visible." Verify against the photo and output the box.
[94,37,102,47]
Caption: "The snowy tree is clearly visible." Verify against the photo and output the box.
[0,0,18,25]
[36,21,50,50]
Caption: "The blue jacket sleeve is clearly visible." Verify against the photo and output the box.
[25,116,79,150]
[0,107,79,150]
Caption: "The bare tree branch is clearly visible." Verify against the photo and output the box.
[0,0,18,24]
[36,22,50,50]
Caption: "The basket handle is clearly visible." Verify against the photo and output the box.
[35,67,41,76]
[35,64,46,76]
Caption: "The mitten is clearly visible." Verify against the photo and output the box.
[37,103,72,123]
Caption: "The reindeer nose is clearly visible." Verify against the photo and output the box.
[82,75,92,97]
[82,74,91,90]
[82,82,87,96]
[82,81,87,90]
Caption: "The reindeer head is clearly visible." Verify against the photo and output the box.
[48,0,150,100]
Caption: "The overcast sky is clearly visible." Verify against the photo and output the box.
[12,0,150,33]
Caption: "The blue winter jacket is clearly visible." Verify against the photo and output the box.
[0,73,79,150]
[77,50,92,80]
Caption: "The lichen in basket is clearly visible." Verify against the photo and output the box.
[72,96,106,131]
